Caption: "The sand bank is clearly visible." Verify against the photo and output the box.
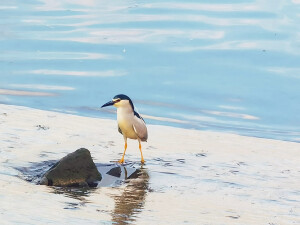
[0,104,299,224]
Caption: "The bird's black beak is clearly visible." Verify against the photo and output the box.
[101,100,114,108]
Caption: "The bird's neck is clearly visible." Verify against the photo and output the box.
[117,105,134,116]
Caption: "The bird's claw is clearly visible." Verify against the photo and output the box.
[118,159,125,164]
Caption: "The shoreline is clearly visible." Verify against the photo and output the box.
[1,103,299,224]
[1,103,299,171]
[2,102,299,144]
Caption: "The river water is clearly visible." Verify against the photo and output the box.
[0,1,300,142]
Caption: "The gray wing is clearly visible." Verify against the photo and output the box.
[132,112,148,142]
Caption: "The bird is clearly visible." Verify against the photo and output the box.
[101,94,148,164]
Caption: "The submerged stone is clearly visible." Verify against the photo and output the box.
[40,148,102,187]
[106,166,122,177]
[127,169,141,179]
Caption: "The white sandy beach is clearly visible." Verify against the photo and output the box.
[0,104,299,224]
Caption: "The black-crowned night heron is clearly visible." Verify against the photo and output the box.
[101,94,148,164]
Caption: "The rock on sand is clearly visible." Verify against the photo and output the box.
[40,148,102,187]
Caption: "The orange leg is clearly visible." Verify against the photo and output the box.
[138,140,145,164]
[118,141,127,164]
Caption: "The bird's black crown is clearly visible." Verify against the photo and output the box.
[113,94,131,101]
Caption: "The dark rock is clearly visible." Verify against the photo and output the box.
[106,166,121,177]
[127,169,141,179]
[40,148,102,187]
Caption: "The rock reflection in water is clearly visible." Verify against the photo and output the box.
[17,161,149,223]
[112,167,149,225]
[48,165,150,223]
[51,186,93,203]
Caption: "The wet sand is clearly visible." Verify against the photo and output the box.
[0,104,299,224]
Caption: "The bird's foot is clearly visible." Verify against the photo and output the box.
[141,159,145,164]
[118,159,125,164]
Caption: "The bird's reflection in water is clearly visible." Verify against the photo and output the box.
[30,162,150,220]
[111,166,149,225]
[47,164,149,222]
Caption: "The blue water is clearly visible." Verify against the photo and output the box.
[1,0,300,142]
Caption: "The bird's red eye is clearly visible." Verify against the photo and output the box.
[114,99,121,103]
